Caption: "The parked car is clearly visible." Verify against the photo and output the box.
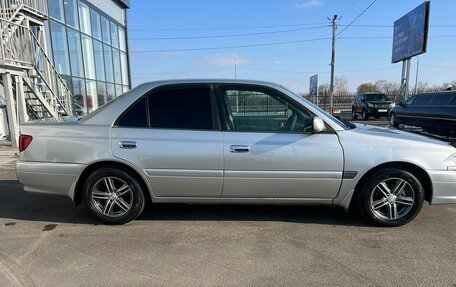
[16,80,456,226]
[390,91,456,136]
[352,92,392,120]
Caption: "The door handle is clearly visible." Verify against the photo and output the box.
[229,145,250,153]
[119,140,137,149]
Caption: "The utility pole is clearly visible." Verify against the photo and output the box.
[328,15,338,115]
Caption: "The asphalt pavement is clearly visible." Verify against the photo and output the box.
[0,119,455,286]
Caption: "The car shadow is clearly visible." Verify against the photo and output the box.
[0,180,369,227]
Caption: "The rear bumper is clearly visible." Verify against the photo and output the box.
[16,160,85,201]
[428,170,456,204]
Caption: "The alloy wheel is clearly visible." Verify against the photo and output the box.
[91,176,134,217]
[369,177,415,220]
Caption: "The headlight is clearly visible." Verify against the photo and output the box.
[390,103,396,108]
[367,103,374,108]
[444,154,456,171]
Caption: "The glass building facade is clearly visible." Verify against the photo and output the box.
[45,0,130,116]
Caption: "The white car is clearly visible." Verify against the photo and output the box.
[16,80,456,226]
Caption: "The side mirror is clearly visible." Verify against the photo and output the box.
[313,117,326,133]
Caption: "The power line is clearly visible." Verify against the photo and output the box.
[128,22,328,32]
[129,37,331,53]
[131,66,401,76]
[337,0,377,36]
[129,25,328,40]
[340,0,363,17]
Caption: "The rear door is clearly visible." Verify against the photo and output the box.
[216,84,344,199]
[111,84,223,197]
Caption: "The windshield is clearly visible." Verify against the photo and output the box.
[365,94,390,101]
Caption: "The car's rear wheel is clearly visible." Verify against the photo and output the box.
[357,168,424,227]
[84,168,145,224]
[362,109,368,121]
[390,113,399,128]
[351,109,358,120]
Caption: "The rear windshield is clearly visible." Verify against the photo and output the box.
[365,94,389,101]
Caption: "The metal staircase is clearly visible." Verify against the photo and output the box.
[0,0,74,145]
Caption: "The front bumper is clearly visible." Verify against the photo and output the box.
[428,170,456,204]
[16,160,86,200]
[367,107,390,117]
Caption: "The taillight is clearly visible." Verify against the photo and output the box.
[19,134,33,152]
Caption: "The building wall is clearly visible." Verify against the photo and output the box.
[45,0,130,116]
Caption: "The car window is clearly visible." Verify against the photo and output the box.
[403,95,417,105]
[116,97,148,127]
[413,94,433,105]
[429,93,455,105]
[220,87,313,133]
[365,94,389,101]
[148,87,213,130]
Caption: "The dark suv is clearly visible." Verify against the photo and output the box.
[351,92,392,120]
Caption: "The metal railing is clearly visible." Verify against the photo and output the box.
[0,19,73,116]
[0,0,47,20]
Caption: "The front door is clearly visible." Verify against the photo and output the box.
[217,85,344,198]
[111,85,223,197]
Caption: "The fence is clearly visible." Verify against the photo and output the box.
[302,92,396,114]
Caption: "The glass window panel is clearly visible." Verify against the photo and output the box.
[118,27,126,51]
[120,52,128,86]
[148,88,213,130]
[64,0,79,28]
[90,9,101,40]
[103,44,114,83]
[115,84,123,97]
[112,49,121,84]
[81,35,96,79]
[44,21,53,64]
[97,81,107,106]
[110,21,119,48]
[67,29,84,77]
[93,40,105,81]
[221,89,312,133]
[86,80,97,112]
[78,1,91,35]
[107,83,115,101]
[48,0,65,22]
[72,78,87,116]
[50,21,70,75]
[116,97,147,127]
[100,15,111,44]
[123,85,129,93]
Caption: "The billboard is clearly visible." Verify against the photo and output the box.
[309,74,318,97]
[391,1,430,63]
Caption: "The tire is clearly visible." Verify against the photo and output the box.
[351,109,358,120]
[84,167,146,225]
[390,113,399,128]
[356,168,424,227]
[362,109,369,121]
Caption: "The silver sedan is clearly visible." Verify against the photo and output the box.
[16,80,456,226]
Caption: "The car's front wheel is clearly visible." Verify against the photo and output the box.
[84,167,146,224]
[390,113,399,128]
[351,109,358,120]
[357,168,424,227]
[362,109,368,121]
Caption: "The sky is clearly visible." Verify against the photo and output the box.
[126,0,456,94]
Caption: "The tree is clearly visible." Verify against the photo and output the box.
[334,76,349,95]
[357,82,378,93]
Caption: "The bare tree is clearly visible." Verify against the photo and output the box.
[334,76,349,94]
